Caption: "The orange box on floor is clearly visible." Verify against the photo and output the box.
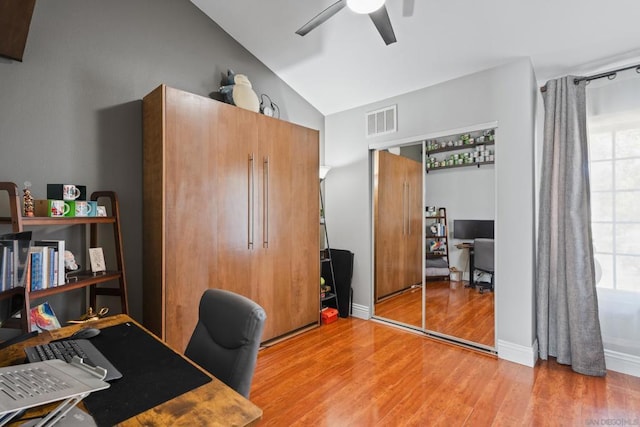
[321,307,338,324]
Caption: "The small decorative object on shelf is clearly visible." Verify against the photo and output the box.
[89,247,106,274]
[64,250,80,272]
[30,302,61,332]
[23,181,34,217]
[218,69,259,113]
[64,250,81,282]
[259,94,280,118]
[67,306,109,324]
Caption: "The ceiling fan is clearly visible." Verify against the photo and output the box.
[295,0,415,46]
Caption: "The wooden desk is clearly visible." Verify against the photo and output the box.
[455,242,474,285]
[0,314,262,426]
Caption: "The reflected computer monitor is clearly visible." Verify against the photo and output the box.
[453,220,494,240]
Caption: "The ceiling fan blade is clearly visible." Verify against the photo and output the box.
[295,0,346,36]
[402,0,415,17]
[369,5,397,45]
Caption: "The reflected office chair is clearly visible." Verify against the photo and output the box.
[185,289,266,398]
[473,238,495,293]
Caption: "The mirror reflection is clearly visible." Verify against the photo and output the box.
[373,128,496,349]
[373,147,423,328]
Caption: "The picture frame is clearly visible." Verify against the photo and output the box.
[89,247,106,273]
[96,205,107,217]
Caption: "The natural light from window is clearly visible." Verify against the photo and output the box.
[587,69,640,360]
[589,116,640,293]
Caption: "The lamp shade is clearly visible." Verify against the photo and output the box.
[319,165,332,180]
[346,0,385,14]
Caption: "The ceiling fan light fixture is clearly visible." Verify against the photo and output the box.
[346,0,385,14]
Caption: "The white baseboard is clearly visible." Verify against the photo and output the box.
[351,303,370,320]
[605,349,640,377]
[495,341,640,377]
[497,339,538,367]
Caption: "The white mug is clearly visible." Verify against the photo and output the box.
[63,184,81,201]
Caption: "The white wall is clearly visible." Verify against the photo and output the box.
[325,58,538,365]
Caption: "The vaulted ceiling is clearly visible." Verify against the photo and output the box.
[192,0,640,115]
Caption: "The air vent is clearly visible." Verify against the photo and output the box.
[366,105,397,138]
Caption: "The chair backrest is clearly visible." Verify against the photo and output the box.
[474,238,495,272]
[184,289,266,398]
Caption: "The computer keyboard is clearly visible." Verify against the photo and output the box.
[25,339,123,381]
[32,340,90,363]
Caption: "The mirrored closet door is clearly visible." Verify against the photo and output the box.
[372,125,497,350]
[373,145,423,328]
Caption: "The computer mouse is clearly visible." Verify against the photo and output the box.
[71,327,101,340]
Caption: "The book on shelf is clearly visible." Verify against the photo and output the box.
[0,231,32,291]
[0,241,12,291]
[41,247,51,289]
[0,234,70,293]
[30,247,44,291]
[33,240,65,287]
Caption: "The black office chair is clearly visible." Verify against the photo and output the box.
[473,238,494,293]
[184,289,266,398]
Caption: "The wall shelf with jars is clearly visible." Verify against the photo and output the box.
[425,128,495,173]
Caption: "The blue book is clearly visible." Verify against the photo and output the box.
[30,248,43,291]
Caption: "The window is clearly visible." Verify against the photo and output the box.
[587,72,640,359]
[589,114,640,293]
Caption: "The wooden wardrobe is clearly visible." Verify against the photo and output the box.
[142,85,320,351]
[374,150,422,301]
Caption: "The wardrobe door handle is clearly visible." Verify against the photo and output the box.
[263,156,270,248]
[402,181,406,236]
[248,154,255,249]
[408,182,411,235]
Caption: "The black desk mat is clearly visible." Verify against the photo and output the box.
[83,322,211,426]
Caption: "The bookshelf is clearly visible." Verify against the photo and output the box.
[0,182,128,332]
[425,207,450,280]
[320,185,338,310]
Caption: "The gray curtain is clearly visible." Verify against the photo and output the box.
[537,76,606,376]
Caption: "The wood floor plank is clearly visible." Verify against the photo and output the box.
[250,318,639,426]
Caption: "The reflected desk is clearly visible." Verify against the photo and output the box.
[0,314,262,426]
[455,242,475,285]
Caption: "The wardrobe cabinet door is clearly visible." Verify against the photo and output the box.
[213,103,260,312]
[257,117,319,341]
[405,157,423,287]
[163,87,220,351]
[374,150,408,301]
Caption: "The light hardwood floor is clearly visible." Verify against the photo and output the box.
[251,317,640,426]
[375,280,495,346]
